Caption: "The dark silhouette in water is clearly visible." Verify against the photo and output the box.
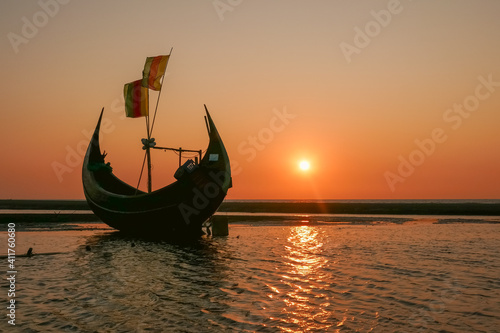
[82,108,232,238]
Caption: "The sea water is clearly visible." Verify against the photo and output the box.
[3,220,500,332]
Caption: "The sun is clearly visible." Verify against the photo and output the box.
[299,160,310,171]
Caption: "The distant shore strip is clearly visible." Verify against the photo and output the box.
[1,200,500,224]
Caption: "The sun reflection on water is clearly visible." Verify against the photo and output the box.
[285,226,325,276]
[278,226,336,332]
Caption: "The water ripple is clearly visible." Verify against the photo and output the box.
[8,224,500,332]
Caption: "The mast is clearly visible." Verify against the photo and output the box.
[150,47,173,135]
[145,48,173,193]
[145,116,153,193]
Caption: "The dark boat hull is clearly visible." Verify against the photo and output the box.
[82,108,231,238]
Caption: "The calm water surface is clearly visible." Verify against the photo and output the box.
[6,223,500,332]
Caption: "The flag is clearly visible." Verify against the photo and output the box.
[142,55,169,90]
[124,80,149,118]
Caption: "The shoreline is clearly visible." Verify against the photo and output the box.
[1,199,500,217]
[1,213,499,227]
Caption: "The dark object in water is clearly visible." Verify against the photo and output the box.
[82,108,231,238]
[211,216,229,236]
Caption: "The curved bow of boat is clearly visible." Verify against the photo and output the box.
[82,108,145,199]
[203,106,232,192]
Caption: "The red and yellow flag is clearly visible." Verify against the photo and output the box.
[142,55,169,90]
[124,80,149,118]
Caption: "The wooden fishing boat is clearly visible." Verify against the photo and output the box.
[82,107,231,237]
[82,53,231,238]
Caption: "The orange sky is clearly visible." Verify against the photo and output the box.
[1,1,499,200]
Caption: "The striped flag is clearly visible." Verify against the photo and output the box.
[142,55,169,90]
[124,80,149,118]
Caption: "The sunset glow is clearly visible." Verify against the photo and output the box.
[1,2,499,200]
